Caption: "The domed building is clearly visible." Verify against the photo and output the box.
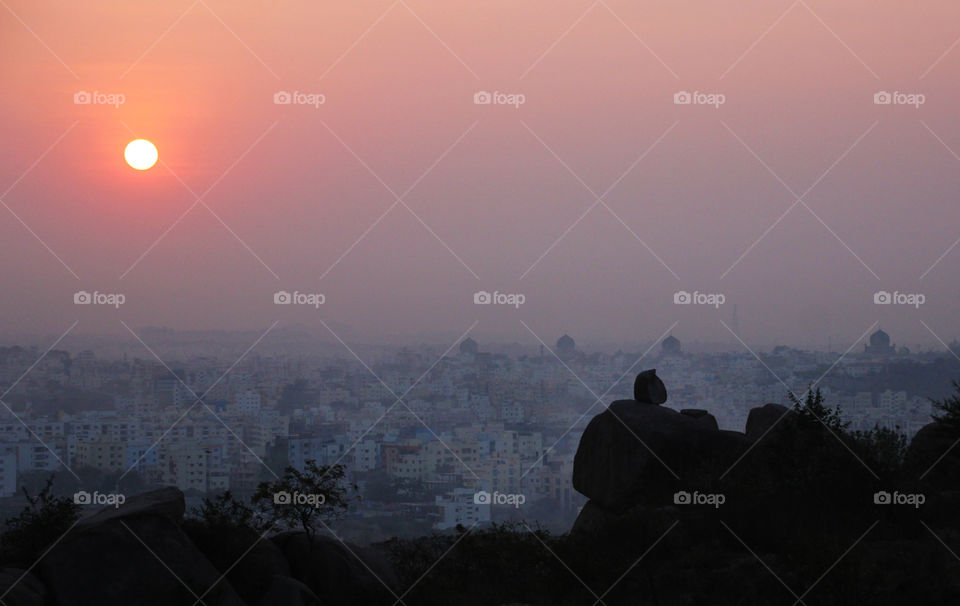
[661,335,682,356]
[556,334,576,358]
[459,337,479,355]
[864,329,895,356]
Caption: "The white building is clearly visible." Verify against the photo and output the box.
[435,488,490,530]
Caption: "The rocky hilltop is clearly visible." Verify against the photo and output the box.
[0,487,397,606]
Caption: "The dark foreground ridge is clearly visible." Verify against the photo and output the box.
[1,373,959,605]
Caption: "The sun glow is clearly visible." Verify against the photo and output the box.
[124,139,158,170]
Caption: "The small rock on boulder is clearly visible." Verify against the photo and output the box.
[681,409,719,431]
[634,369,667,404]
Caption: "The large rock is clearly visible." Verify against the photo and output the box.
[745,403,793,440]
[570,500,631,538]
[273,531,399,606]
[185,521,290,605]
[77,486,185,527]
[573,401,750,511]
[0,568,47,606]
[906,421,960,487]
[39,488,244,606]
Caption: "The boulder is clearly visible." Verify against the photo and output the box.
[0,568,47,606]
[258,575,324,606]
[570,500,628,538]
[185,521,290,605]
[272,532,399,606]
[573,401,749,511]
[77,486,185,527]
[906,422,960,486]
[745,403,793,440]
[39,490,244,606]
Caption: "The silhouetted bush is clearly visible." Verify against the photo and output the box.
[0,476,80,567]
[932,379,960,432]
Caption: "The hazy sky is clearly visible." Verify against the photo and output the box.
[1,1,959,351]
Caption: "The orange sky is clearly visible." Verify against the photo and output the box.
[1,0,959,349]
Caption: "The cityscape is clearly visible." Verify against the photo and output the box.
[0,326,953,542]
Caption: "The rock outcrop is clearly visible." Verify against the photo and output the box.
[573,372,752,513]
[14,486,400,606]
[39,488,245,606]
[572,373,819,532]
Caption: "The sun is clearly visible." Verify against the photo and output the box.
[124,139,158,170]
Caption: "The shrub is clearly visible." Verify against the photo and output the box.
[0,475,80,567]
[252,461,356,539]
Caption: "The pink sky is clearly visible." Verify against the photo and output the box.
[1,0,959,350]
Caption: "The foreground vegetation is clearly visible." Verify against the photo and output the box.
[1,386,958,604]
